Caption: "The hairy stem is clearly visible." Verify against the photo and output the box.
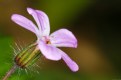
[2,65,17,80]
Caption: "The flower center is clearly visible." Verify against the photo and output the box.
[46,40,51,44]
[42,36,51,44]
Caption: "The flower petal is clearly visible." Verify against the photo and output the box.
[11,14,38,34]
[61,51,79,72]
[50,29,77,48]
[27,8,50,36]
[38,40,61,61]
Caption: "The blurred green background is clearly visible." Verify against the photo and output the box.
[0,0,121,80]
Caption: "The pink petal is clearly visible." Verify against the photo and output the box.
[38,40,61,61]
[50,29,77,48]
[11,14,38,34]
[61,51,79,72]
[27,8,50,36]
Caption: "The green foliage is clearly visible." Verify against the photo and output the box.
[0,36,13,79]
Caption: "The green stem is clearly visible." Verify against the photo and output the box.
[2,65,17,80]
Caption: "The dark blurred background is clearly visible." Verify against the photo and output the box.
[0,0,121,80]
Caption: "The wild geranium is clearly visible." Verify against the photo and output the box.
[11,8,79,71]
[2,7,79,80]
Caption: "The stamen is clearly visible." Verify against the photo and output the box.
[42,36,51,44]
[46,40,51,44]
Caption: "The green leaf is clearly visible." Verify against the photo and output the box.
[0,36,13,79]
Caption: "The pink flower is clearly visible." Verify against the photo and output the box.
[11,8,79,72]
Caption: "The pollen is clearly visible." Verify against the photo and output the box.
[46,40,51,44]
